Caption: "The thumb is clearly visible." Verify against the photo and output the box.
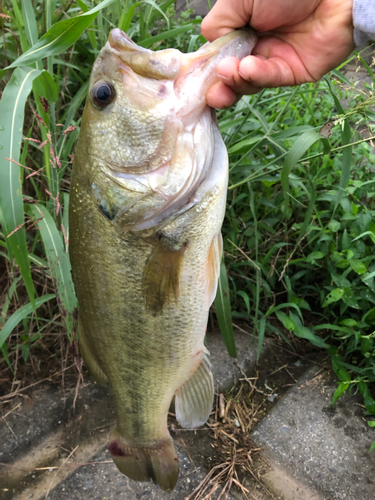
[201,0,253,41]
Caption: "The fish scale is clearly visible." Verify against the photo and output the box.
[69,28,257,491]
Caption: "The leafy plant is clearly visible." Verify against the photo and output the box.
[219,52,375,413]
[1,0,375,417]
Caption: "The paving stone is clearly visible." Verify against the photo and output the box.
[252,366,375,500]
[176,0,214,17]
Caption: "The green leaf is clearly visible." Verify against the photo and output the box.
[275,311,295,331]
[368,421,375,428]
[333,364,351,383]
[322,288,344,307]
[341,288,360,309]
[307,251,325,261]
[352,231,375,245]
[2,0,116,74]
[0,66,45,308]
[331,273,350,289]
[0,294,55,349]
[27,204,77,341]
[237,290,250,315]
[314,323,353,335]
[294,298,311,311]
[341,318,357,327]
[35,71,58,103]
[214,261,237,358]
[281,129,330,202]
[349,258,366,275]
[228,135,264,155]
[359,381,375,415]
[369,442,375,453]
[332,382,350,406]
[294,326,329,348]
[328,219,340,232]
[266,302,303,321]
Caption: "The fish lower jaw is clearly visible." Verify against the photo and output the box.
[108,434,178,491]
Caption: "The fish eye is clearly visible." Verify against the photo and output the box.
[91,82,115,108]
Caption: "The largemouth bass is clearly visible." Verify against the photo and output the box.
[69,28,256,491]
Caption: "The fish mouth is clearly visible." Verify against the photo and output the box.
[105,28,257,84]
[106,28,182,80]
[107,28,136,51]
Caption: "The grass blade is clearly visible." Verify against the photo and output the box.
[142,0,170,30]
[214,260,237,358]
[119,3,139,32]
[324,77,353,212]
[10,0,29,52]
[0,66,46,308]
[21,0,39,48]
[139,24,197,48]
[1,0,116,75]
[257,316,266,361]
[0,276,22,328]
[0,294,55,350]
[27,204,77,341]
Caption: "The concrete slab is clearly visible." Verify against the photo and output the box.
[206,328,258,390]
[252,366,375,500]
[45,447,242,500]
[0,330,258,500]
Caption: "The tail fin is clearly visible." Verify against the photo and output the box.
[108,433,178,491]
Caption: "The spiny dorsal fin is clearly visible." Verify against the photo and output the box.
[205,233,223,308]
[143,239,187,314]
[175,353,214,429]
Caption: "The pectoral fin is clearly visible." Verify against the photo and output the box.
[175,352,214,429]
[205,233,223,308]
[143,238,187,314]
[78,320,108,386]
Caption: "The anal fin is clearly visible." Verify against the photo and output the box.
[175,353,214,429]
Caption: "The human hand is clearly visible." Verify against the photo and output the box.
[201,0,355,108]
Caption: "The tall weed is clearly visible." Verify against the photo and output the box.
[1,1,375,414]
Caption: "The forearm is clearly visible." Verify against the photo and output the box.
[353,0,375,45]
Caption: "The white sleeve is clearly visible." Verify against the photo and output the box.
[353,0,375,46]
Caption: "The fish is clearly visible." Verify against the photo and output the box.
[69,27,257,491]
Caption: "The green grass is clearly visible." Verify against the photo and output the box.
[1,0,375,419]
